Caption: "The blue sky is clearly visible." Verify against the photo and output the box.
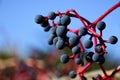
[0,0,120,60]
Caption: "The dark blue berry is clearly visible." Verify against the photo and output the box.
[41,20,49,27]
[56,39,65,50]
[53,37,58,45]
[86,52,94,62]
[69,36,79,46]
[75,57,82,64]
[72,45,81,54]
[48,34,56,45]
[35,15,45,24]
[69,71,76,78]
[92,53,100,62]
[44,25,51,32]
[109,36,118,44]
[84,39,93,48]
[79,27,87,36]
[48,12,56,20]
[56,26,67,37]
[95,44,103,53]
[96,21,106,30]
[60,54,69,63]
[60,15,71,26]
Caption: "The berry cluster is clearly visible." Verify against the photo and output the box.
[35,2,120,80]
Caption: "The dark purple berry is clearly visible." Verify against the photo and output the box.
[69,71,76,78]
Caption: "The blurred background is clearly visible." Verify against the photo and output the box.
[0,0,120,80]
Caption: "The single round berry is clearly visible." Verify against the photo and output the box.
[84,39,93,48]
[48,34,56,45]
[109,36,118,44]
[60,54,69,63]
[96,21,106,30]
[41,20,49,27]
[56,39,65,50]
[44,25,51,32]
[95,44,103,53]
[53,37,58,45]
[51,27,57,35]
[56,26,67,37]
[92,53,100,62]
[35,15,45,24]
[60,15,71,26]
[79,27,87,36]
[48,11,56,20]
[75,57,82,64]
[69,36,79,46]
[86,52,94,62]
[96,55,105,65]
[72,45,81,54]
[69,71,76,78]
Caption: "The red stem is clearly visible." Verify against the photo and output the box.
[109,68,120,77]
[79,40,85,52]
[67,28,79,35]
[71,10,88,28]
[52,20,55,26]
[69,54,75,59]
[99,65,108,77]
[78,62,92,74]
[100,30,102,37]
[93,1,120,25]
[66,9,91,25]
[88,28,100,37]
[93,27,97,47]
